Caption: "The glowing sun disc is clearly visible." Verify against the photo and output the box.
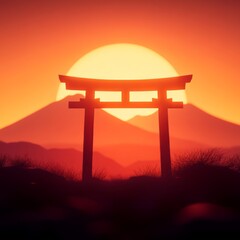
[57,43,186,120]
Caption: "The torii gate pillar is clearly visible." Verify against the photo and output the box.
[82,90,95,182]
[158,90,172,178]
[59,74,192,182]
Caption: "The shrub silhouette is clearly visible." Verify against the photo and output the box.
[0,155,7,168]
[174,148,240,178]
[93,168,107,180]
[0,150,240,239]
[174,148,224,174]
[11,155,31,168]
[134,163,160,177]
[222,154,240,172]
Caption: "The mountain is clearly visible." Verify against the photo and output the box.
[2,96,238,167]
[0,95,159,148]
[0,141,126,179]
[128,104,240,148]
[0,96,204,156]
[95,140,208,166]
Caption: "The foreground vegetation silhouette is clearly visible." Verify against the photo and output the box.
[0,150,240,239]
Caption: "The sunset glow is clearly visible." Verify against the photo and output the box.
[1,1,240,238]
[57,43,186,120]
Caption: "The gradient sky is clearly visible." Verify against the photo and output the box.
[1,0,240,128]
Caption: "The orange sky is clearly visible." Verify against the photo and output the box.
[1,0,240,128]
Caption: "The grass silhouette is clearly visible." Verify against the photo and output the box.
[0,149,240,239]
[0,155,7,167]
[93,167,107,180]
[134,163,160,177]
[11,155,32,168]
[174,148,240,176]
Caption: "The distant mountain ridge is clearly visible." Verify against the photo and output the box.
[1,140,239,181]
[128,104,240,147]
[0,95,205,151]
[0,95,159,147]
[0,141,126,179]
[0,96,239,167]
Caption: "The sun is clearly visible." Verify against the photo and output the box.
[57,43,186,120]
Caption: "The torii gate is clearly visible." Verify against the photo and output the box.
[59,75,192,182]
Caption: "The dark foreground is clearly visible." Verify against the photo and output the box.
[1,165,240,239]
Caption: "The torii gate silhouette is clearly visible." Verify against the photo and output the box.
[59,74,192,182]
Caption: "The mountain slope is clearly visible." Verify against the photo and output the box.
[128,104,240,147]
[0,95,159,148]
[0,141,126,178]
[0,96,205,154]
[95,139,208,166]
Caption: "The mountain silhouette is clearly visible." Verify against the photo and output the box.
[0,141,126,178]
[0,95,204,157]
[0,95,159,147]
[95,140,207,166]
[128,104,240,148]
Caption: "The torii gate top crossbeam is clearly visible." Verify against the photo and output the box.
[59,75,192,91]
[59,73,192,181]
[59,74,192,109]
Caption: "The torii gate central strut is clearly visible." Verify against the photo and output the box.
[59,75,192,182]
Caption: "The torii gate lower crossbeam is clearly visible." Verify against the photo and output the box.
[59,75,192,182]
